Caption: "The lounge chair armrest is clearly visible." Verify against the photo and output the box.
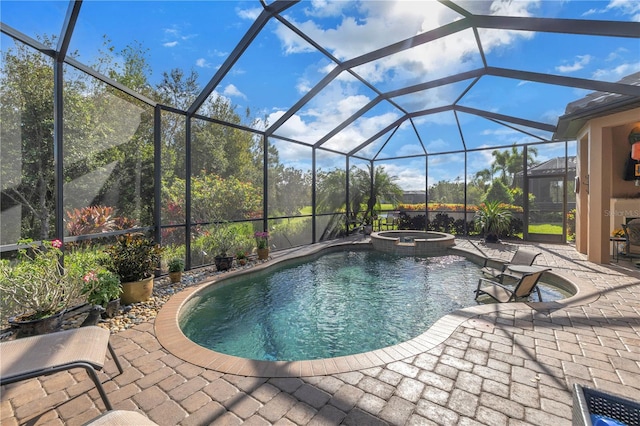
[482,257,507,270]
[477,277,513,294]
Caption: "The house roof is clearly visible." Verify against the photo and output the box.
[554,72,640,140]
[515,156,577,177]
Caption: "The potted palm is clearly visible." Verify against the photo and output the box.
[474,201,513,244]
[104,233,163,304]
[81,268,122,318]
[0,239,86,337]
[168,258,185,283]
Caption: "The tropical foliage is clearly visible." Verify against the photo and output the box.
[0,239,87,319]
[474,201,513,243]
[104,233,163,283]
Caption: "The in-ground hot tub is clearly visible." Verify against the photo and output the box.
[371,230,455,256]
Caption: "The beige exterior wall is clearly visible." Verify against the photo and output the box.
[576,108,640,263]
[575,107,640,264]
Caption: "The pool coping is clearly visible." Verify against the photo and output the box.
[154,240,600,378]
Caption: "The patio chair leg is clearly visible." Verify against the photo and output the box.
[535,286,543,302]
[81,363,114,411]
[108,342,124,374]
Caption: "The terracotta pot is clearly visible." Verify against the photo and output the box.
[120,276,154,305]
[9,310,64,338]
[257,248,269,260]
[169,271,182,283]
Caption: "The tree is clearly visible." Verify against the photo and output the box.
[483,179,514,205]
[490,145,538,187]
[316,168,347,214]
[1,37,56,240]
[428,179,465,204]
[350,164,403,223]
[271,167,311,216]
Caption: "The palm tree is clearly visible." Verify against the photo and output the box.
[491,145,538,187]
[350,164,403,224]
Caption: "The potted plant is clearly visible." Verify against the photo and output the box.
[0,239,86,337]
[211,223,237,271]
[168,258,185,283]
[474,201,513,244]
[104,233,163,304]
[255,231,270,260]
[236,250,247,266]
[81,268,122,319]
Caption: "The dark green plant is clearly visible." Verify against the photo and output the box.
[81,268,121,307]
[432,213,455,232]
[104,233,162,282]
[167,258,185,273]
[474,201,513,243]
[483,179,514,204]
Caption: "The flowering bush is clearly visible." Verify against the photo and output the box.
[81,268,121,307]
[0,239,86,320]
[255,231,269,249]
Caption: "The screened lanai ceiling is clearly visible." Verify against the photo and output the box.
[2,0,640,162]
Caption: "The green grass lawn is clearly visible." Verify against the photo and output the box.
[528,223,563,235]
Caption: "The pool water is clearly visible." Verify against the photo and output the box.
[180,251,567,361]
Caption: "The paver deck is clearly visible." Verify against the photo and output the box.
[2,239,639,425]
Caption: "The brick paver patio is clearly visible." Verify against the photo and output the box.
[2,239,639,425]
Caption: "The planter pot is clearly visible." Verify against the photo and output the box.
[215,256,234,271]
[9,310,65,338]
[257,248,269,260]
[484,233,499,244]
[120,276,154,305]
[169,271,182,283]
[102,298,121,318]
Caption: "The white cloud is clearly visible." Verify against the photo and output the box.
[267,0,541,151]
[607,0,640,21]
[384,162,426,190]
[481,128,519,136]
[296,78,312,94]
[195,58,210,68]
[237,6,262,20]
[223,84,247,100]
[162,25,197,48]
[579,0,640,21]
[555,55,592,73]
[581,8,599,17]
[592,61,640,81]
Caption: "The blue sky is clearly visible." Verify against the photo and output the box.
[2,0,639,189]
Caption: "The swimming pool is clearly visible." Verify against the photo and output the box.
[180,250,569,361]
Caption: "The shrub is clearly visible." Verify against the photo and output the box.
[0,239,86,320]
[483,179,514,205]
[81,268,121,307]
[104,233,162,283]
[65,205,135,236]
